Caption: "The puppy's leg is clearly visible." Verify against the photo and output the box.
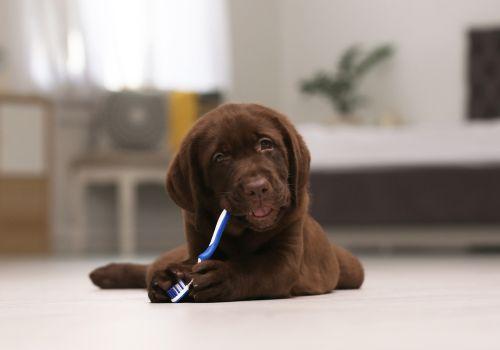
[90,263,147,289]
[146,244,195,303]
[190,223,306,302]
[332,244,364,289]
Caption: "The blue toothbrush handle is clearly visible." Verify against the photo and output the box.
[197,210,230,262]
[168,210,230,303]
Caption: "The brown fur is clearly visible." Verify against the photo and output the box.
[89,103,364,302]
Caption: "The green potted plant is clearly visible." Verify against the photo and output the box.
[301,44,394,122]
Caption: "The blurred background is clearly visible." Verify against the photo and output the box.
[1,0,500,257]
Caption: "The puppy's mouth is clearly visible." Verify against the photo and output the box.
[250,205,273,219]
[221,187,290,231]
[245,204,282,231]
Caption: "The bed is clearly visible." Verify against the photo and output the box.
[299,121,500,225]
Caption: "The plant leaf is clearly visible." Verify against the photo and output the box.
[355,44,393,77]
[338,45,360,74]
[301,72,333,94]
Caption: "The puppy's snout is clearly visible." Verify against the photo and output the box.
[243,177,270,199]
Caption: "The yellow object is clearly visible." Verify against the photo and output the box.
[168,91,198,152]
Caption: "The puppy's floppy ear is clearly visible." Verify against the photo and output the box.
[276,113,311,206]
[166,135,203,213]
[250,104,311,206]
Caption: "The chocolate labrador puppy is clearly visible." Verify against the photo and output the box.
[90,103,364,302]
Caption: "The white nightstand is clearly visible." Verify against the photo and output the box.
[70,152,170,255]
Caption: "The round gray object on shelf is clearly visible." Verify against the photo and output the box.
[104,91,167,150]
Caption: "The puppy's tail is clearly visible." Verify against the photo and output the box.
[89,263,148,289]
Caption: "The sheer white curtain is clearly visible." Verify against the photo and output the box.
[0,0,230,93]
[0,0,69,92]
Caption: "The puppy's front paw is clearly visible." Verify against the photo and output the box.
[148,264,192,303]
[190,260,237,302]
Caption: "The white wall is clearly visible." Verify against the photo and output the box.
[226,0,283,109]
[230,0,500,124]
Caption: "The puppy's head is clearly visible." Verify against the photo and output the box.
[166,103,310,232]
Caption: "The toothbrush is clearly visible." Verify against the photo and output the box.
[167,209,230,303]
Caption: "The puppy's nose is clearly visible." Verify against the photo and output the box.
[243,177,270,198]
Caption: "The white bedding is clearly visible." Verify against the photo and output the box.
[298,121,500,170]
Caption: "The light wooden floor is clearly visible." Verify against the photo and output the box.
[1,255,499,350]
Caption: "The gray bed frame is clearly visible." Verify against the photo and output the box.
[309,164,500,225]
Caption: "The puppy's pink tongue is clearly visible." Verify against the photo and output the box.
[252,206,272,218]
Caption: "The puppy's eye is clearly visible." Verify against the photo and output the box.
[259,138,274,151]
[212,152,226,163]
